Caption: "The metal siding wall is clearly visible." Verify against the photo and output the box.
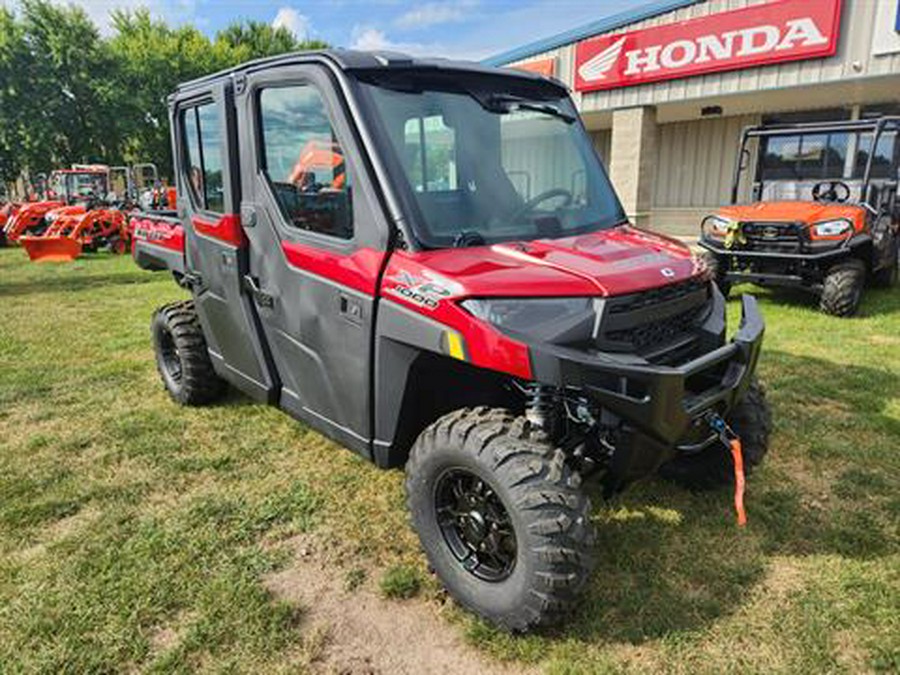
[654,113,760,208]
[591,130,612,164]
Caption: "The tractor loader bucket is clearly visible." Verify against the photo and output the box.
[20,236,83,262]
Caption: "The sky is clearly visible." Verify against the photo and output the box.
[18,0,652,61]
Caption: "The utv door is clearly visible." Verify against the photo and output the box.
[236,66,390,457]
[173,84,276,401]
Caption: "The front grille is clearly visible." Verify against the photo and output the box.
[606,304,705,351]
[597,278,712,363]
[739,221,805,253]
[607,277,708,315]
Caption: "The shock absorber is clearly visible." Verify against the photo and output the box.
[525,383,555,429]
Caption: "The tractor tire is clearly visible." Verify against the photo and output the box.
[819,259,866,317]
[699,249,731,297]
[106,236,127,255]
[151,300,226,406]
[405,407,595,632]
[658,378,771,491]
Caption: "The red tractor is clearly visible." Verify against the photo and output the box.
[132,50,771,631]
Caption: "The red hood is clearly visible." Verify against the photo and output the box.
[719,201,865,224]
[389,225,699,298]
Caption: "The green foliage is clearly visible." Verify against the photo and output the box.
[0,1,327,186]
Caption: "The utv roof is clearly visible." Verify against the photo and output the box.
[744,116,900,137]
[174,49,567,95]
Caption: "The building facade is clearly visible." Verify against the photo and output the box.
[486,0,900,235]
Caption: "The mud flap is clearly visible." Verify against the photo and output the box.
[20,236,83,262]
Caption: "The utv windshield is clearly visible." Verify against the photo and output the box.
[737,122,899,203]
[359,74,625,248]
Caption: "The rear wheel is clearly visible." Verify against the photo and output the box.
[872,236,899,288]
[405,407,595,632]
[658,378,771,491]
[819,259,866,316]
[151,300,226,405]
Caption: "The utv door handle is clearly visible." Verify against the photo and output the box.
[243,275,274,308]
[339,293,363,325]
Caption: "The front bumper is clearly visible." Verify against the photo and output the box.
[699,236,870,288]
[528,293,765,447]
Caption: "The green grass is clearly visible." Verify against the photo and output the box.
[0,248,898,673]
[379,564,423,600]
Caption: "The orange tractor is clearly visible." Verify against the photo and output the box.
[20,205,127,261]
[2,166,108,249]
[8,163,163,262]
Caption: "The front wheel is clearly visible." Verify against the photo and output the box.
[699,250,731,297]
[658,378,772,491]
[405,407,595,632]
[819,259,865,316]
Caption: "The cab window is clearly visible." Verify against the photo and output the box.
[259,85,353,240]
[181,102,225,213]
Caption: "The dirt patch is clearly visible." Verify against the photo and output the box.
[265,535,534,675]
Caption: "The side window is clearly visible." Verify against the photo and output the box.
[403,115,458,192]
[259,85,353,239]
[181,102,225,213]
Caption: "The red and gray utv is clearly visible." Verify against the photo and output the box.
[133,50,771,631]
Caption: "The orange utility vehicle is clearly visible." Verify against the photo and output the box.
[699,117,900,316]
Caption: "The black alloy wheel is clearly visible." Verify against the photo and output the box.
[434,468,517,582]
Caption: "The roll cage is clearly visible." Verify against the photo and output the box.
[731,116,900,209]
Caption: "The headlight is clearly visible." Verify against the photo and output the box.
[460,297,593,333]
[702,215,732,238]
[812,219,852,238]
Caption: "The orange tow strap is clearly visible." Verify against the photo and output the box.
[729,438,747,527]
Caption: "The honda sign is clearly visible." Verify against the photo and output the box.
[575,0,842,92]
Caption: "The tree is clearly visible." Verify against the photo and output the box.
[0,2,329,191]
[215,20,326,61]
[18,0,124,171]
[0,7,29,185]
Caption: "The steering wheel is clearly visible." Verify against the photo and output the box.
[506,188,574,224]
[812,180,851,203]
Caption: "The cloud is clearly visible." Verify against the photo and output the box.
[349,25,428,54]
[272,7,310,41]
[348,22,492,61]
[394,1,478,30]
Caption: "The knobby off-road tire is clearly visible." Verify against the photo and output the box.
[405,407,595,632]
[699,249,731,298]
[819,259,866,317]
[872,237,899,288]
[151,300,226,406]
[658,378,772,491]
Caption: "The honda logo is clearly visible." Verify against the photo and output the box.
[575,0,841,92]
